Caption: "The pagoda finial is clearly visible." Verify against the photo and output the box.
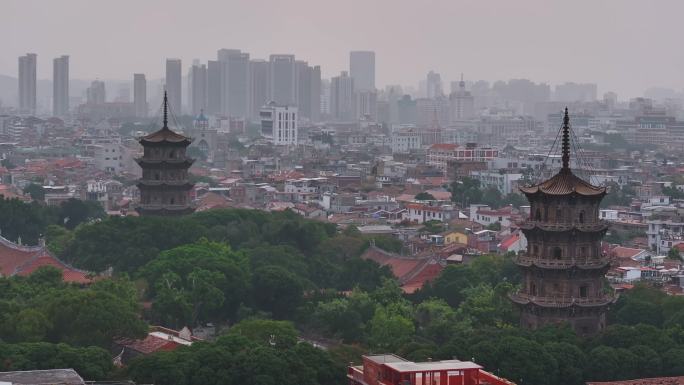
[163,91,169,129]
[561,107,570,172]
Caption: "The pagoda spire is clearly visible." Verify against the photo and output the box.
[163,91,169,129]
[561,107,570,172]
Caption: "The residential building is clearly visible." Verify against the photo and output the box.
[218,49,251,118]
[349,50,375,91]
[18,53,37,114]
[426,70,443,98]
[249,59,269,121]
[449,74,474,121]
[189,63,207,115]
[207,60,221,115]
[269,54,296,106]
[165,58,182,113]
[86,80,106,104]
[53,55,69,116]
[470,170,522,195]
[296,61,321,121]
[260,102,298,145]
[330,71,355,121]
[133,73,147,117]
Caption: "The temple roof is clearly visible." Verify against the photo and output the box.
[519,171,606,196]
[519,108,605,197]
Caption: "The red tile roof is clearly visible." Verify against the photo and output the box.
[0,236,93,283]
[429,143,459,151]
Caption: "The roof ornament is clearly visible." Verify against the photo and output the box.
[561,107,570,172]
[163,91,169,129]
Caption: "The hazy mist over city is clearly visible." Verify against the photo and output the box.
[4,2,684,385]
[3,0,684,98]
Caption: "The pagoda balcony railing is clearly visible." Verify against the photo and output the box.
[514,254,611,269]
[138,180,192,187]
[137,203,196,210]
[509,292,615,308]
[519,220,609,232]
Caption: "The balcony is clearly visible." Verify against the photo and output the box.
[509,292,616,308]
[519,220,609,233]
[513,254,611,270]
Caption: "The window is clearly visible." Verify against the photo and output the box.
[553,247,562,259]
[530,282,537,296]
[535,209,541,221]
[579,285,588,298]
[579,210,585,223]
[556,208,562,221]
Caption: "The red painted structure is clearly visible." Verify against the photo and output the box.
[348,354,515,385]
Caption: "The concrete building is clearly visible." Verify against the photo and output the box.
[18,53,37,115]
[165,58,182,114]
[189,63,207,115]
[426,70,443,99]
[133,73,147,117]
[86,80,106,105]
[356,90,377,121]
[52,55,69,116]
[250,59,269,121]
[295,61,321,122]
[449,75,474,121]
[269,54,296,106]
[218,49,250,118]
[206,60,221,115]
[260,102,298,145]
[349,51,375,91]
[330,71,355,121]
[470,170,522,194]
[554,82,597,102]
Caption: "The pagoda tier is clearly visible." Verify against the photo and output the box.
[510,108,616,336]
[135,92,195,216]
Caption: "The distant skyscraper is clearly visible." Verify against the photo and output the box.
[554,82,597,102]
[165,59,182,114]
[250,59,269,121]
[52,55,69,116]
[86,80,106,105]
[18,53,37,114]
[330,71,355,121]
[207,61,221,115]
[449,74,475,122]
[269,54,296,106]
[296,61,321,121]
[189,63,207,115]
[426,70,443,99]
[134,73,147,117]
[349,51,375,91]
[217,49,250,118]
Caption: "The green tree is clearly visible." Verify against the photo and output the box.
[415,192,436,201]
[23,183,45,201]
[367,307,414,351]
[227,319,299,349]
[667,247,682,261]
[544,342,586,385]
[450,177,483,207]
[59,198,105,230]
[252,265,304,319]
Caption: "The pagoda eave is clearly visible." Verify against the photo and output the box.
[519,221,609,233]
[509,293,617,308]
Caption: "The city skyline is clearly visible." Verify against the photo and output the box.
[3,0,684,98]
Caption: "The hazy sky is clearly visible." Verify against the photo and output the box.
[3,0,684,98]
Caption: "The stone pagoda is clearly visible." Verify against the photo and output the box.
[510,108,615,335]
[136,92,195,216]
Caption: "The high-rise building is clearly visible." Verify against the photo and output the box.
[554,82,597,102]
[426,70,443,99]
[295,61,321,122]
[207,61,221,115]
[511,109,615,336]
[18,53,37,115]
[269,54,296,106]
[53,55,69,116]
[349,51,375,92]
[86,80,106,105]
[133,73,147,117]
[218,49,250,118]
[260,102,298,145]
[250,59,269,121]
[330,71,355,121]
[449,75,475,122]
[355,90,377,121]
[189,63,207,115]
[165,59,182,114]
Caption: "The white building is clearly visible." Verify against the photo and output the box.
[470,171,522,195]
[260,102,298,145]
[599,209,619,221]
[93,140,123,174]
[391,129,421,153]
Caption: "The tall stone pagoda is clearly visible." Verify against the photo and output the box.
[510,108,615,335]
[136,92,195,216]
